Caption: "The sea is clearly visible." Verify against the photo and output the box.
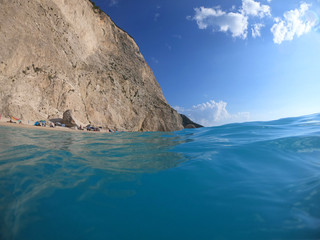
[0,113,320,240]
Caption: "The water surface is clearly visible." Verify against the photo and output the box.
[0,114,320,239]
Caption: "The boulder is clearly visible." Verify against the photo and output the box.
[62,110,79,128]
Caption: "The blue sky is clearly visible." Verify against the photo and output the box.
[94,0,320,126]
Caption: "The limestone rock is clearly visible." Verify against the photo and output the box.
[0,0,183,132]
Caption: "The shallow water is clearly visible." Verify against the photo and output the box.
[0,114,320,240]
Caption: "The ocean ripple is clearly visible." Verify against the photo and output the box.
[0,114,320,239]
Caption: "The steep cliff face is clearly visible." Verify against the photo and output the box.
[0,0,183,131]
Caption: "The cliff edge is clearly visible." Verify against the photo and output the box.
[0,0,184,131]
[180,114,203,129]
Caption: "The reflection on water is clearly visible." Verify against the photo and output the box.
[0,126,189,240]
[0,127,188,173]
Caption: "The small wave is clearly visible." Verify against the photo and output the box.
[0,113,320,239]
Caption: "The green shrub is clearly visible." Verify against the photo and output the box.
[89,0,102,14]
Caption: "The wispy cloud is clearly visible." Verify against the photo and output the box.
[165,44,172,50]
[151,57,159,64]
[154,5,161,21]
[252,23,264,38]
[154,13,160,21]
[175,100,250,127]
[271,3,317,44]
[109,0,118,7]
[173,34,182,39]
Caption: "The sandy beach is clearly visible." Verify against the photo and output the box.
[0,117,111,134]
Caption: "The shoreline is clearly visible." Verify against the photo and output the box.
[0,118,112,134]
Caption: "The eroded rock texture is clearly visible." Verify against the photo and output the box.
[0,0,183,131]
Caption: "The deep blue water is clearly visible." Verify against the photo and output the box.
[0,114,320,240]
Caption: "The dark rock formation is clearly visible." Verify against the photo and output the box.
[62,110,78,127]
[180,114,203,129]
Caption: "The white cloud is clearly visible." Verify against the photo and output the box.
[175,100,250,127]
[191,0,271,39]
[252,23,264,38]
[191,1,319,43]
[193,6,248,39]
[242,0,271,18]
[271,3,317,44]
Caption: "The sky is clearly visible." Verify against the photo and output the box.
[94,0,320,126]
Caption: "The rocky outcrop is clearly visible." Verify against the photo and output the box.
[0,0,183,131]
[180,114,203,128]
[61,109,78,127]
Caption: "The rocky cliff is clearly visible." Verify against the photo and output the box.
[0,0,184,131]
[180,114,203,129]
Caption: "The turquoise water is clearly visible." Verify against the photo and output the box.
[0,114,320,240]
